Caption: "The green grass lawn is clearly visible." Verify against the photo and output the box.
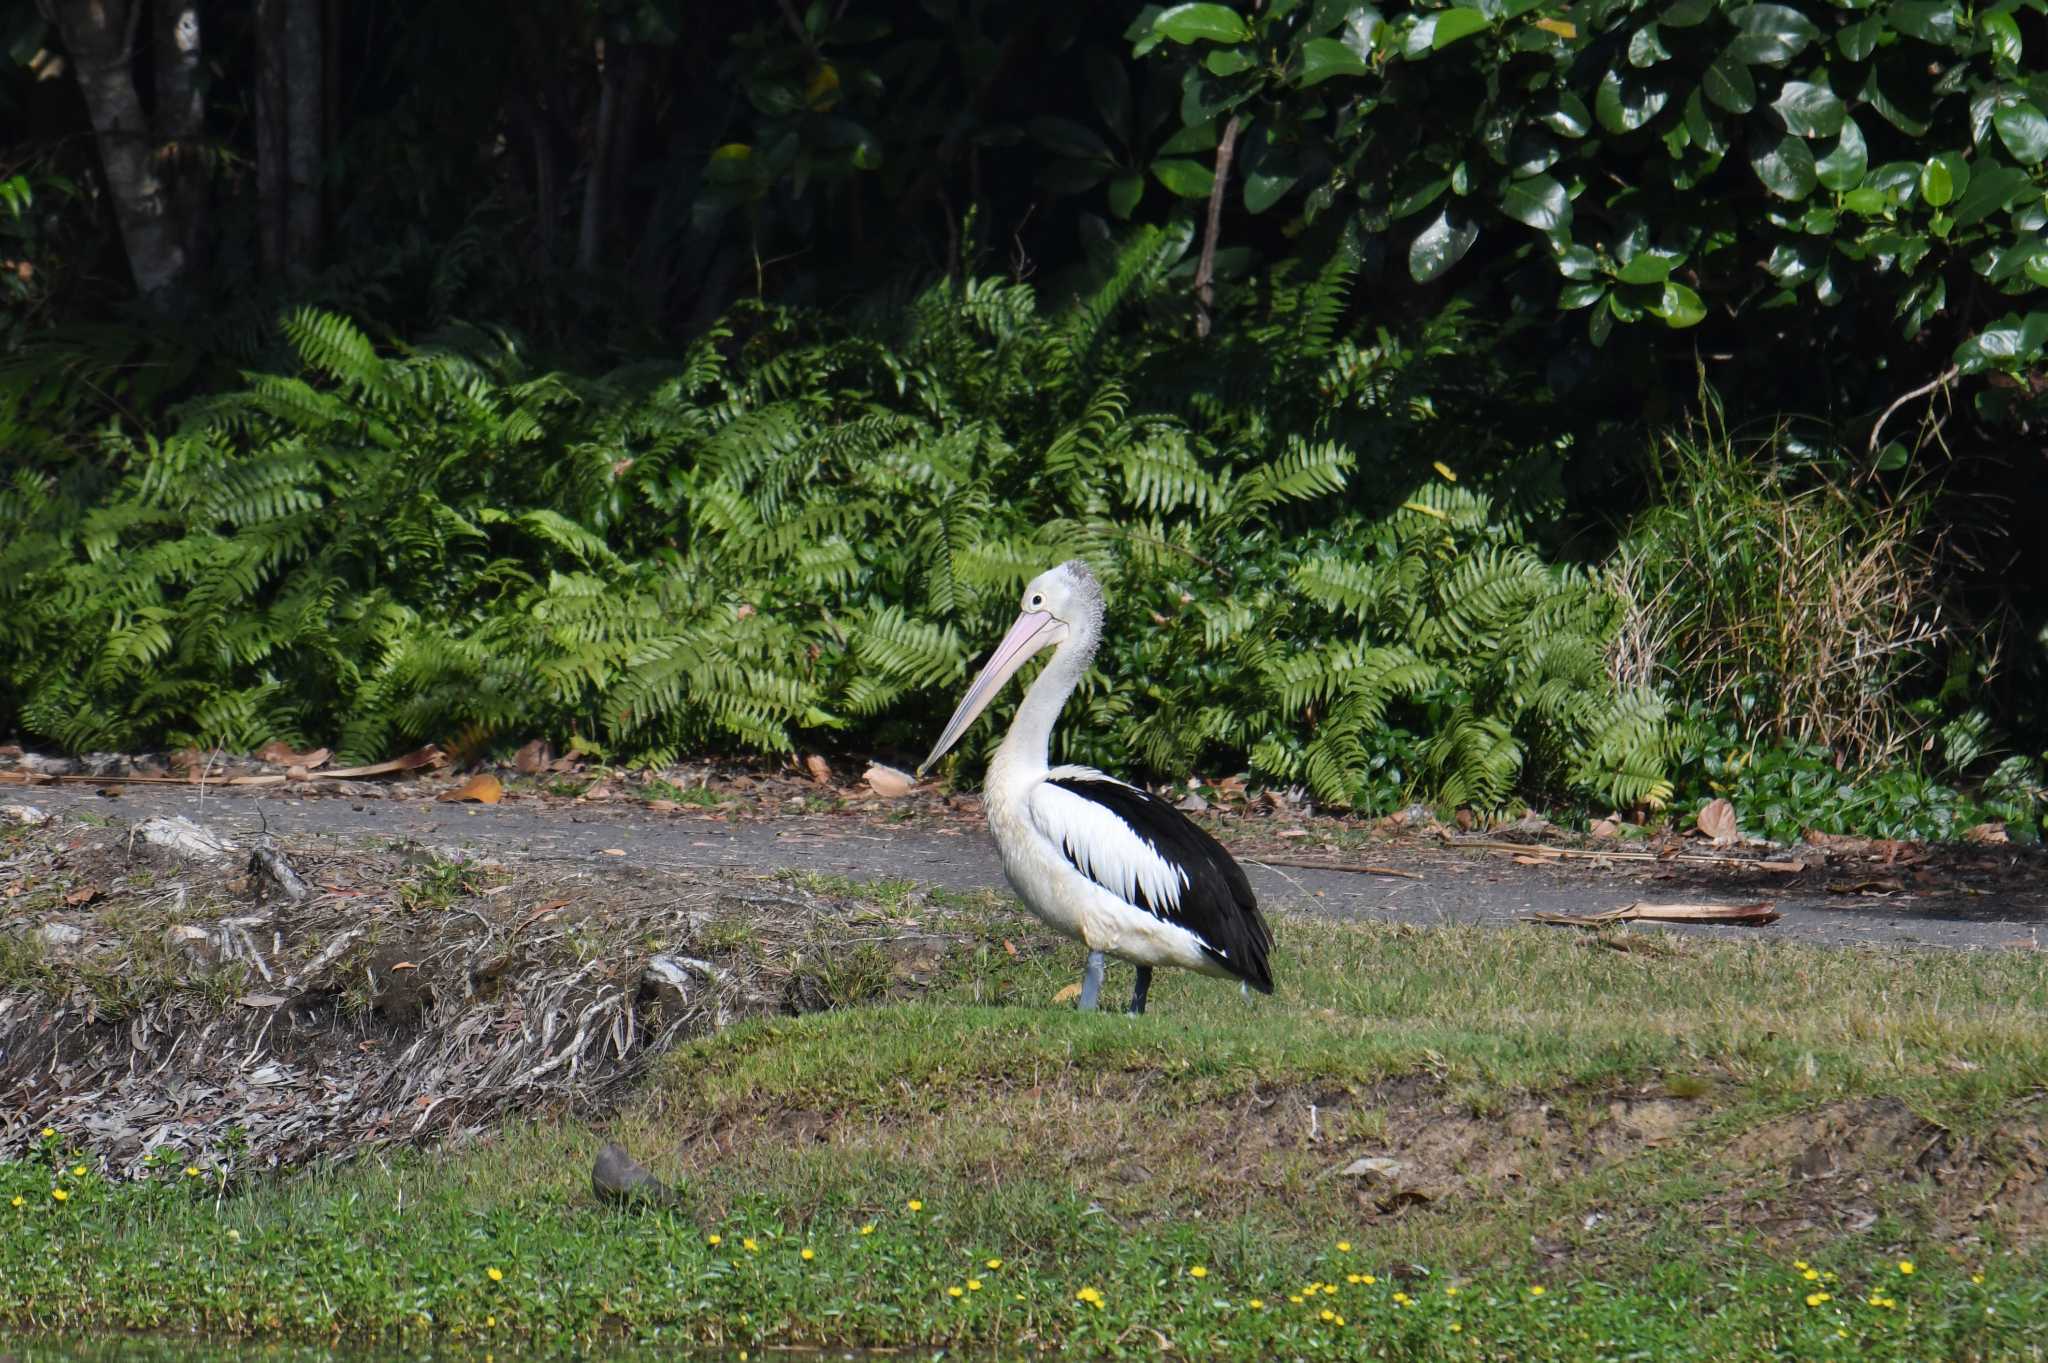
[7,879,2048,1359]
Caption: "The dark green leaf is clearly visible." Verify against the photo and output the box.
[1886,1,1958,46]
[1842,185,1887,214]
[1983,11,2023,65]
[1541,92,1594,138]
[1765,238,1825,285]
[1596,68,1671,133]
[1875,441,1910,472]
[1815,117,1868,190]
[1509,129,1561,176]
[1684,90,1729,152]
[1206,46,1255,75]
[1993,99,2048,166]
[1409,208,1480,282]
[1836,15,1882,61]
[1155,3,1253,44]
[1501,173,1572,230]
[1159,120,1221,154]
[1107,174,1143,219]
[1556,244,1600,280]
[1430,7,1490,49]
[1390,175,1450,218]
[1725,31,1802,65]
[1085,49,1133,143]
[1299,36,1370,85]
[1729,3,1821,44]
[1244,165,1299,212]
[1860,68,1932,136]
[1919,152,1967,208]
[1029,117,1115,162]
[1953,164,2029,229]
[1042,159,1111,193]
[1867,160,1921,202]
[1661,0,1714,26]
[1953,313,2048,373]
[1628,24,1671,67]
[1151,157,1216,197]
[1772,80,1845,138]
[1655,280,1707,326]
[1751,133,1818,200]
[1616,248,1682,283]
[1559,280,1607,308]
[1704,53,1756,113]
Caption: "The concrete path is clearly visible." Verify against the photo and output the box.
[21,783,2047,953]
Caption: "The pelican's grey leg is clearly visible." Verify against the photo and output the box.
[1077,950,1105,1011]
[1128,965,1153,1016]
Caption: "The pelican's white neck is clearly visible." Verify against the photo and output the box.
[992,614,1098,778]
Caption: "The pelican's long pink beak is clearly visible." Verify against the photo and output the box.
[917,610,1060,776]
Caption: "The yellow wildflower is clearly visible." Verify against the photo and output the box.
[1446,1286,1459,1296]
[1528,1285,1545,1297]
[71,1165,86,1177]
[1336,1240,1351,1252]
[1320,1309,1335,1322]
[185,1167,201,1178]
[486,1267,503,1282]
[948,1286,964,1299]
[742,1238,758,1253]
[1805,1292,1832,1306]
[907,1199,923,1212]
[1803,1269,1820,1281]
[1972,1273,1985,1284]
[9,1196,22,1208]
[51,1188,67,1202]
[800,1248,814,1261]
[40,1128,54,1139]
[1248,1299,1264,1310]
[1288,1295,1304,1305]
[1450,1322,1463,1333]
[859,1224,875,1236]
[1361,1274,1377,1285]
[1189,1265,1208,1279]
[1334,1314,1346,1325]
[1794,1260,1809,1270]
[1346,1273,1362,1285]
[1898,1260,1915,1275]
[985,1258,1003,1269]
[707,1234,722,1246]
[1392,1292,1410,1305]
[485,1316,494,1327]
[967,1279,982,1291]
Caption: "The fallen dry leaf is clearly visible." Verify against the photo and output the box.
[1051,982,1083,1006]
[863,763,916,798]
[1828,878,1905,896]
[255,740,332,769]
[1589,816,1621,839]
[601,848,626,856]
[438,773,503,804]
[1964,821,2009,844]
[324,745,445,779]
[805,754,832,785]
[647,798,679,813]
[63,886,99,907]
[1003,939,1018,957]
[513,739,554,774]
[1695,798,1739,845]
[578,782,614,802]
[236,994,288,1008]
[1526,900,1780,927]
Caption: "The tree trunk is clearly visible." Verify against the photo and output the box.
[154,1,207,275]
[576,38,617,274]
[254,0,289,275]
[283,0,324,271]
[48,0,190,298]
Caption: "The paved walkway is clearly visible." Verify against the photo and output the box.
[23,783,2047,952]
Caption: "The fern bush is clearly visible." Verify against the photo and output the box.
[0,230,1671,813]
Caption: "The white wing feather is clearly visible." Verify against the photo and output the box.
[1027,771,1189,915]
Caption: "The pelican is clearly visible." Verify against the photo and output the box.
[917,560,1274,1014]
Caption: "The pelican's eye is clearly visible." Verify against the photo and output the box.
[1029,593,1044,609]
